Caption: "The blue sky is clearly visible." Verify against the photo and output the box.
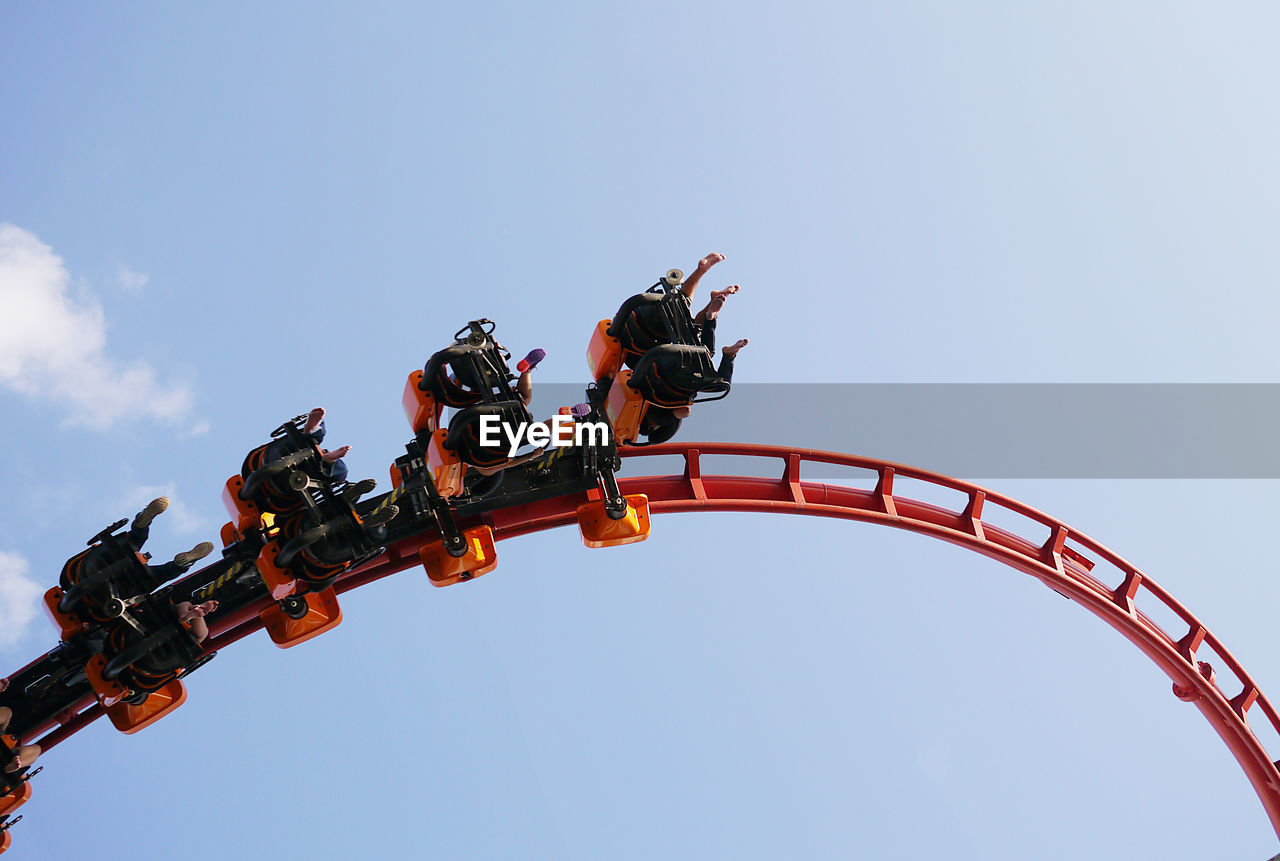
[2,3,1279,858]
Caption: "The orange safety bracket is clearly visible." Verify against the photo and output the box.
[605,370,647,445]
[576,493,651,548]
[256,541,299,601]
[425,428,466,497]
[402,370,441,435]
[84,654,128,707]
[587,319,623,381]
[41,587,88,640]
[259,588,343,648]
[221,475,263,533]
[419,525,498,587]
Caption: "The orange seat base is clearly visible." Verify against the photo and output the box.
[105,679,187,735]
[260,588,343,648]
[577,494,652,548]
[0,778,31,818]
[420,525,498,587]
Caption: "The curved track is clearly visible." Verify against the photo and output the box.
[24,442,1280,838]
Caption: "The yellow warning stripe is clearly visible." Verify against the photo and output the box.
[191,559,252,602]
[369,482,410,515]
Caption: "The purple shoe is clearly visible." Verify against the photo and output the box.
[517,348,546,373]
[571,402,592,418]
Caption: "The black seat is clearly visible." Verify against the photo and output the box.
[239,419,335,518]
[103,600,205,693]
[444,401,535,469]
[420,321,516,409]
[58,536,157,627]
[270,507,380,589]
[607,287,704,368]
[628,344,722,407]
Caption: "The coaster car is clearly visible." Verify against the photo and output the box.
[589,275,731,445]
[414,320,537,495]
[231,416,338,522]
[256,506,382,598]
[83,595,211,733]
[47,522,160,636]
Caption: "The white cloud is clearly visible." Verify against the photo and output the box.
[0,552,42,650]
[113,484,208,536]
[0,223,195,428]
[115,262,149,295]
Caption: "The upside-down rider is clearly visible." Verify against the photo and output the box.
[259,407,397,525]
[172,600,219,644]
[128,497,214,582]
[640,251,749,443]
[0,680,38,776]
[468,347,555,477]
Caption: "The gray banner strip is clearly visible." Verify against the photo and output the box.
[529,384,1280,479]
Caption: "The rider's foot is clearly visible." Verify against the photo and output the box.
[722,338,749,358]
[343,478,377,504]
[304,407,325,434]
[697,252,725,272]
[174,542,214,570]
[363,504,399,528]
[571,402,592,418]
[517,349,546,374]
[5,745,38,774]
[321,445,351,464]
[134,497,170,530]
[703,284,740,321]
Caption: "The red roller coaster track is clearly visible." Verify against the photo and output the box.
[25,442,1280,839]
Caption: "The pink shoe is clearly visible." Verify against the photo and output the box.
[517,348,546,373]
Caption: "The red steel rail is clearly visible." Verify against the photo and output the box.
[28,442,1280,838]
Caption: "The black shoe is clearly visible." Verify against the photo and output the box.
[343,478,377,505]
[174,542,214,569]
[133,497,170,530]
[362,504,398,528]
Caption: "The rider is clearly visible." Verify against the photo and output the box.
[172,601,219,644]
[128,497,214,581]
[635,252,749,443]
[0,680,39,776]
[257,408,395,525]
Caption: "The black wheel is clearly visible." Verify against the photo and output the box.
[280,595,310,620]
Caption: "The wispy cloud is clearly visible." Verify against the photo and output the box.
[0,552,42,650]
[114,262,149,295]
[0,223,195,428]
